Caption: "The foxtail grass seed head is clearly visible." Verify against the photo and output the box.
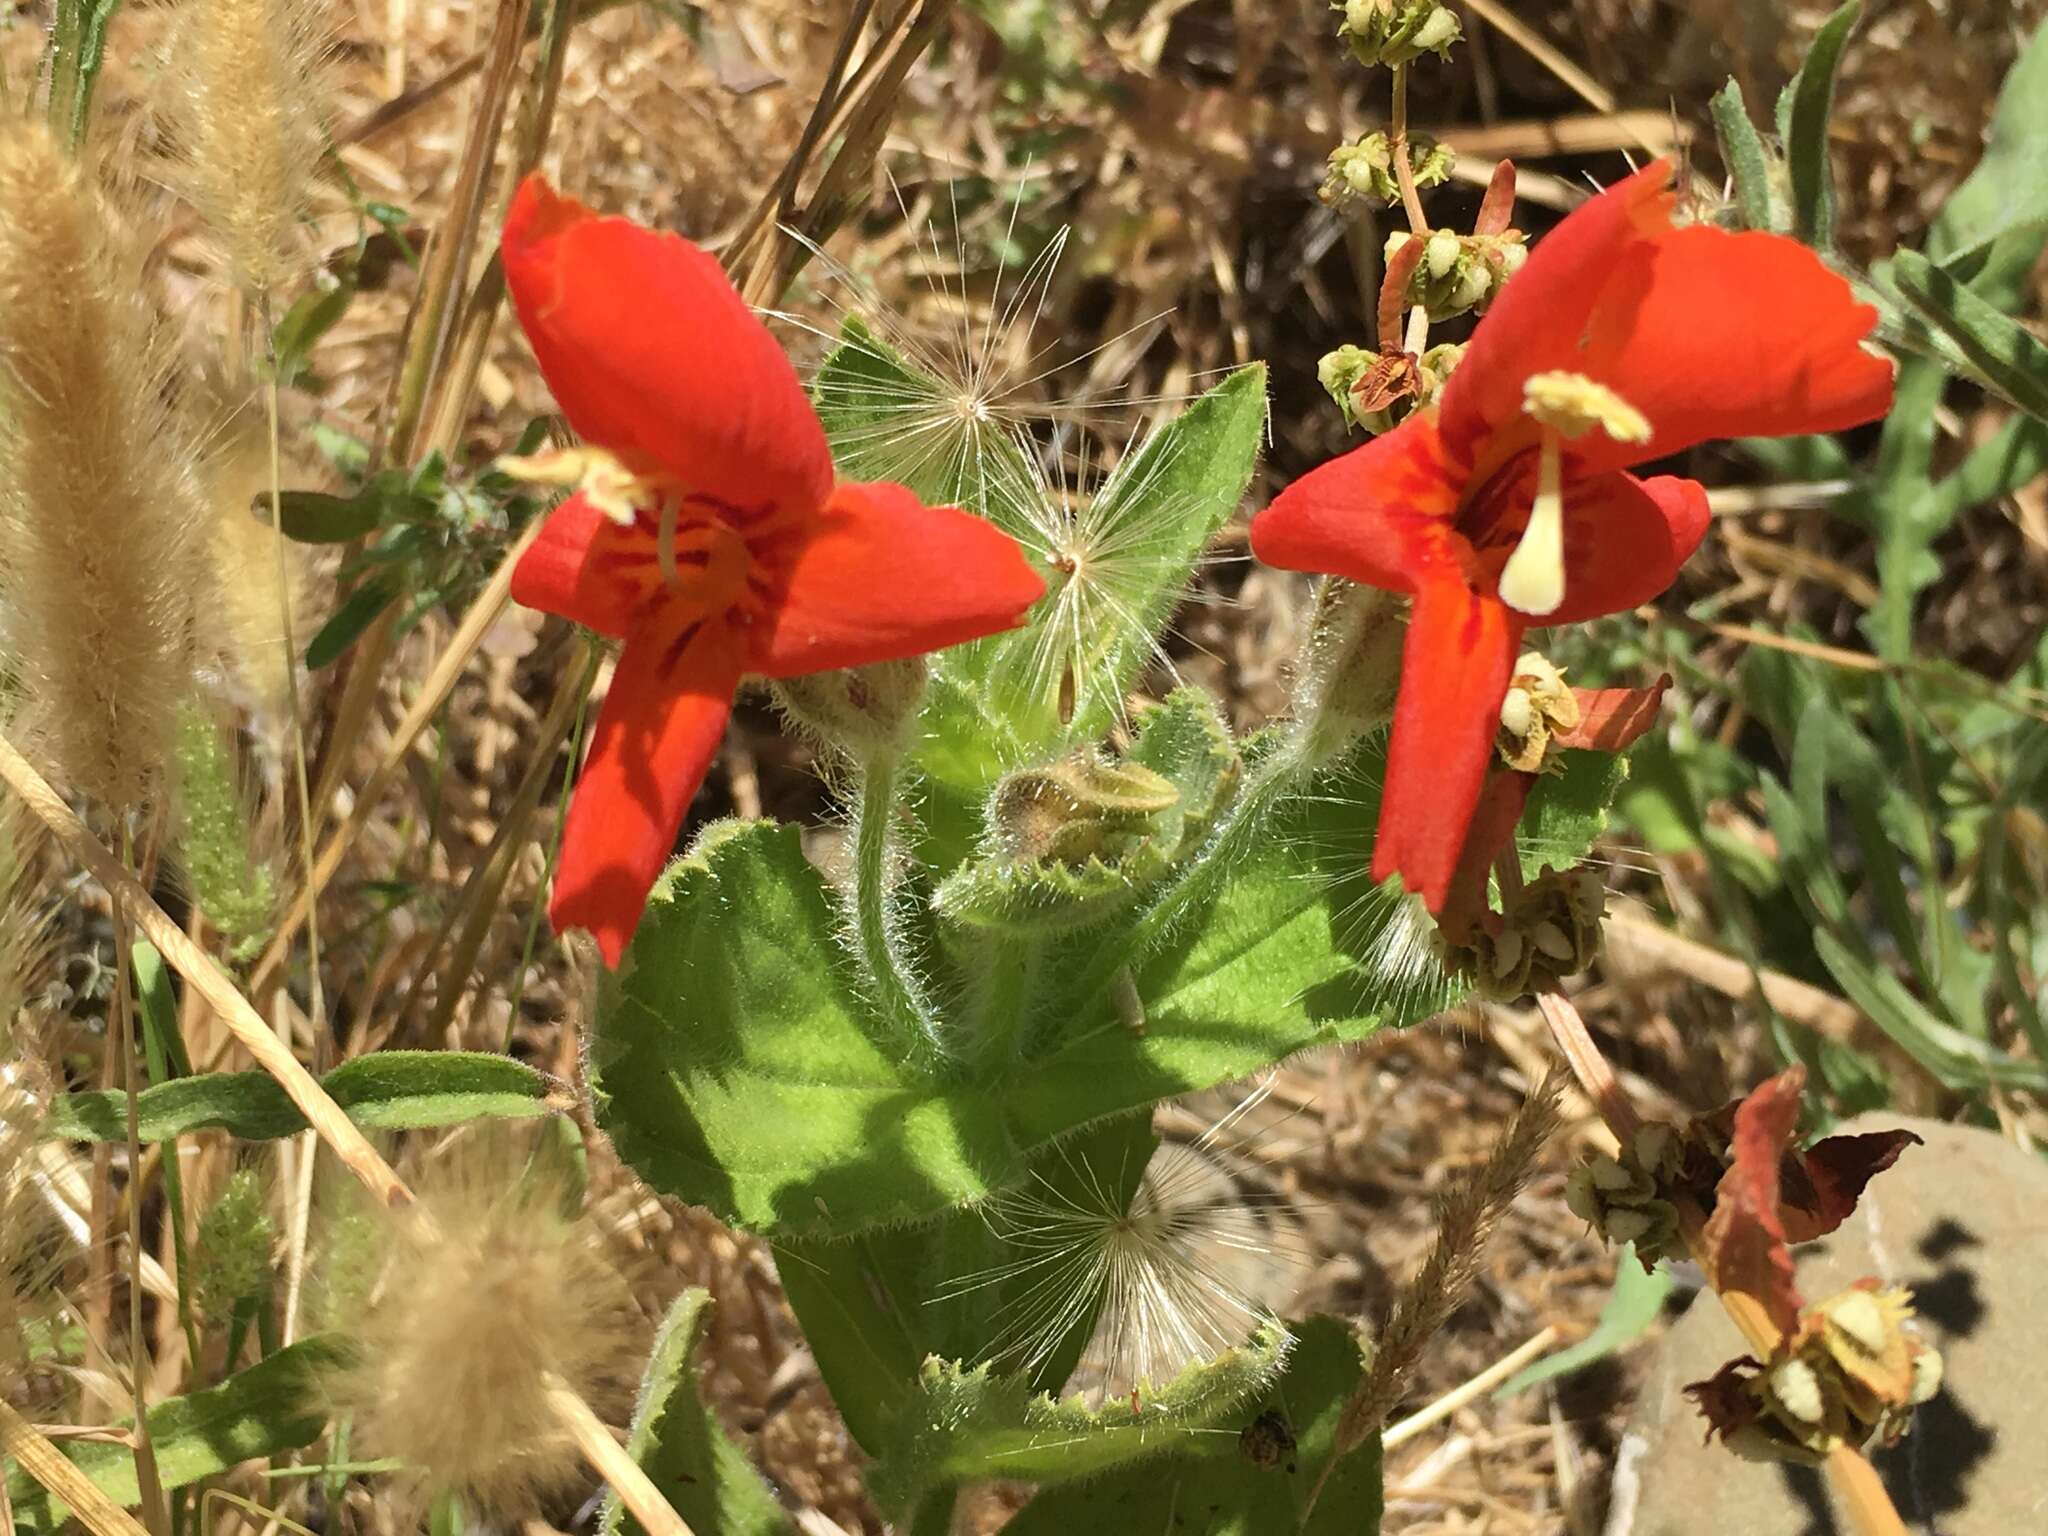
[0,121,210,814]
[199,392,321,722]
[331,1130,644,1519]
[190,1168,276,1326]
[165,0,329,297]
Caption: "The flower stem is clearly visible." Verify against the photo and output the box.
[852,753,944,1053]
[1389,63,1430,234]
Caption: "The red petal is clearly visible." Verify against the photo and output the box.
[1441,160,1893,476]
[1541,473,1711,626]
[1782,1127,1922,1244]
[1700,1067,1807,1339]
[751,481,1046,678]
[511,492,646,637]
[1249,414,1462,593]
[1374,578,1520,910]
[551,612,744,967]
[1555,676,1671,754]
[502,175,834,517]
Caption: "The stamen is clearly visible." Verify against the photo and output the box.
[1498,430,1566,616]
[656,492,682,592]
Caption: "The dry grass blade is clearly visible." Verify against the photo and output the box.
[0,1399,153,1536]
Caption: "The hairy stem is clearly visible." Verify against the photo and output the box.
[853,754,944,1053]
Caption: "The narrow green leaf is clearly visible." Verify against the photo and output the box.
[45,1,123,149]
[272,489,385,544]
[1002,1317,1382,1536]
[1782,1,1860,247]
[305,576,401,669]
[45,1051,557,1143]
[1925,26,2048,286]
[1813,929,2048,1092]
[1891,249,2048,423]
[1709,78,1778,232]
[869,1320,1293,1515]
[270,280,356,387]
[7,1337,347,1530]
[602,1292,793,1536]
[1496,1248,1672,1396]
[1925,415,2048,529]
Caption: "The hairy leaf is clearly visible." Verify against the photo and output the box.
[1002,1316,1382,1536]
[1709,78,1778,232]
[45,1052,557,1143]
[1779,1,1860,248]
[603,1292,792,1536]
[8,1337,346,1530]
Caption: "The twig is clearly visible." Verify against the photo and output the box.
[0,736,412,1211]
[1381,1327,1560,1450]
[0,1400,153,1536]
[541,1374,693,1536]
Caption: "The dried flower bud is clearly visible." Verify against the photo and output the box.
[1384,227,1528,321]
[1318,342,1464,435]
[1564,1122,1692,1266]
[1320,132,1454,208]
[1439,863,1605,1001]
[1497,651,1582,773]
[1688,1283,1941,1463]
[770,657,928,761]
[1338,0,1461,67]
[991,755,1181,865]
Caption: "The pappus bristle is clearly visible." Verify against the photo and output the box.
[164,0,329,297]
[938,1092,1310,1405]
[328,1128,645,1520]
[0,121,210,814]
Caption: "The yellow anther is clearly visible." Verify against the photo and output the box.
[1522,371,1651,443]
[498,446,655,526]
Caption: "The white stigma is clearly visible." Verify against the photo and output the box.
[1498,431,1566,616]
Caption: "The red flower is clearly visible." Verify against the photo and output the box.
[501,176,1045,965]
[1251,161,1893,911]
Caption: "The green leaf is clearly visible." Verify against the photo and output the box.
[1780,1,1860,247]
[270,279,357,387]
[595,748,1446,1240]
[868,1320,1293,1515]
[1709,78,1778,232]
[602,1292,793,1536]
[1890,249,2048,423]
[1520,750,1628,882]
[1002,1316,1382,1536]
[272,489,385,544]
[45,1051,557,1143]
[1496,1248,1673,1396]
[7,1337,346,1531]
[305,575,401,669]
[1924,26,2048,285]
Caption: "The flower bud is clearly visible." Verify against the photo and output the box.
[990,754,1181,865]
[1319,132,1454,208]
[769,657,928,761]
[1296,582,1407,764]
[1337,0,1462,68]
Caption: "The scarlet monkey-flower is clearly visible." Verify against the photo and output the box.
[501,176,1045,965]
[1251,160,1893,911]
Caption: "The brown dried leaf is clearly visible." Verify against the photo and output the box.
[1554,676,1671,754]
[1700,1067,1807,1339]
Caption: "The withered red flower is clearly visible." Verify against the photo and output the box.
[502,176,1045,965]
[1251,160,1894,910]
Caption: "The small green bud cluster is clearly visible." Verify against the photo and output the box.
[990,755,1181,867]
[192,1168,275,1325]
[1439,863,1605,1000]
[1690,1285,1942,1464]
[1319,132,1454,209]
[1337,0,1461,68]
[1384,227,1528,321]
[1317,340,1465,434]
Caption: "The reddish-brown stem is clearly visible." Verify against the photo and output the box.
[1388,63,1430,234]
